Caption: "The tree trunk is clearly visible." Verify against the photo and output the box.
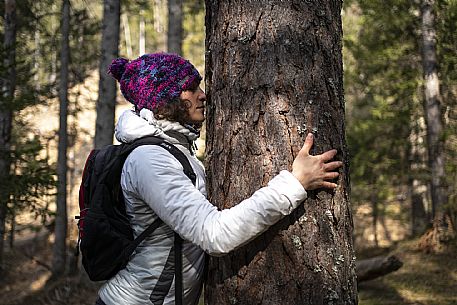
[94,0,120,149]
[420,0,452,250]
[121,13,132,58]
[0,0,16,273]
[410,179,428,236]
[51,0,70,278]
[167,0,183,55]
[371,186,379,247]
[139,9,145,56]
[204,1,357,304]
[408,117,429,237]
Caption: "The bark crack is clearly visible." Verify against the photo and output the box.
[283,114,295,161]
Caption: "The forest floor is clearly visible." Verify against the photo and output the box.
[0,231,456,305]
[357,240,457,305]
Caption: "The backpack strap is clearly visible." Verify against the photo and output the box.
[122,136,196,305]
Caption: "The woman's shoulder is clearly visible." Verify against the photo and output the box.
[126,144,183,168]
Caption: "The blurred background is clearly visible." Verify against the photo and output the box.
[0,0,455,304]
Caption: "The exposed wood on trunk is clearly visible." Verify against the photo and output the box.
[94,0,121,149]
[356,255,403,283]
[205,1,357,304]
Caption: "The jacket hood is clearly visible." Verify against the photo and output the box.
[115,108,199,144]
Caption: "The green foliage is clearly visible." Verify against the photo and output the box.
[344,0,457,234]
[183,0,205,72]
[436,0,457,221]
[0,0,99,233]
[344,0,421,206]
[8,128,56,228]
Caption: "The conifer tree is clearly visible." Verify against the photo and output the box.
[205,1,357,304]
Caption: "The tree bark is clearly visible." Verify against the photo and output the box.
[205,1,357,304]
[51,0,70,278]
[420,0,452,249]
[167,0,183,55]
[0,0,16,273]
[94,0,120,149]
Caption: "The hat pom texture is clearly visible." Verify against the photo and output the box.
[109,53,202,111]
[108,57,129,81]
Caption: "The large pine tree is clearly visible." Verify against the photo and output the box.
[204,1,357,304]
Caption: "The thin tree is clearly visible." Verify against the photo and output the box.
[167,0,182,54]
[51,0,70,278]
[139,7,145,56]
[420,0,452,249]
[121,13,132,58]
[94,0,120,149]
[0,0,16,273]
[205,1,357,304]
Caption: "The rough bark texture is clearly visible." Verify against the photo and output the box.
[0,0,16,272]
[420,0,452,250]
[94,0,120,149]
[51,0,70,278]
[421,0,446,219]
[167,0,183,55]
[204,1,357,304]
[355,255,403,283]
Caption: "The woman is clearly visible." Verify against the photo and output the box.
[96,53,341,305]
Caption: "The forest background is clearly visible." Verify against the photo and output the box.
[0,0,456,305]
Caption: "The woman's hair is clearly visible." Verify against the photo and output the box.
[152,97,191,125]
[151,79,203,129]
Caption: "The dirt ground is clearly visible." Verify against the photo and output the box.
[1,210,456,305]
[0,232,101,305]
[357,240,457,305]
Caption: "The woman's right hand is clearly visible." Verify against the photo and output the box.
[292,133,342,190]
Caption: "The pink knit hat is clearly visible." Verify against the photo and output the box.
[108,53,202,111]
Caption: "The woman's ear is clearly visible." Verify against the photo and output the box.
[183,99,192,109]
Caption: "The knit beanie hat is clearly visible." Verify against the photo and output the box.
[108,53,202,111]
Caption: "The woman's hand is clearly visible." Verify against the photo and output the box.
[292,133,343,190]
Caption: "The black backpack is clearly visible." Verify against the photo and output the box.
[76,136,195,304]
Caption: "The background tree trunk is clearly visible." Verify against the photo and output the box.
[408,117,429,237]
[51,0,70,278]
[420,0,452,249]
[167,0,183,55]
[139,8,145,56]
[94,0,120,149]
[205,1,357,304]
[121,13,133,58]
[0,0,16,273]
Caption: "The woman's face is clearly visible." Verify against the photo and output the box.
[180,86,206,124]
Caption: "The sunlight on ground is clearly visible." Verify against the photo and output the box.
[359,240,457,305]
[30,273,50,291]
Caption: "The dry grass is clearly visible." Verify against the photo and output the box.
[358,240,457,305]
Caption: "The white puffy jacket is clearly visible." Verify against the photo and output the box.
[99,109,307,305]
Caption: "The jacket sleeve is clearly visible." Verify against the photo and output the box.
[122,145,307,256]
